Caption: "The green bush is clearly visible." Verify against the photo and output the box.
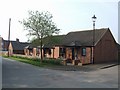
[14,55,61,65]
[32,58,40,62]
[42,59,62,65]
[4,55,62,66]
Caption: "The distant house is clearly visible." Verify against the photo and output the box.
[2,39,9,51]
[0,37,2,53]
[9,39,30,55]
[27,28,118,64]
[2,38,30,55]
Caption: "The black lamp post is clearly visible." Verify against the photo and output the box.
[92,15,97,64]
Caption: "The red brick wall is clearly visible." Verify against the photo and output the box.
[33,48,36,57]
[65,47,91,64]
[54,47,59,58]
[80,48,91,64]
[94,29,118,63]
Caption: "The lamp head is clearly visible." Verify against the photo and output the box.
[92,15,97,22]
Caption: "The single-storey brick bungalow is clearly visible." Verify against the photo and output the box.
[25,28,118,65]
[1,38,30,55]
[62,28,118,64]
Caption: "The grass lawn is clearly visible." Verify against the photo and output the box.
[3,55,63,67]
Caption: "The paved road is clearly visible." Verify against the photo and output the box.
[2,58,118,88]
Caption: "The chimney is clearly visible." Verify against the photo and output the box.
[16,38,19,42]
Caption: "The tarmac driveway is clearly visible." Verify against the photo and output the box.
[2,58,118,88]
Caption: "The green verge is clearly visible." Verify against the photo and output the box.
[3,55,63,67]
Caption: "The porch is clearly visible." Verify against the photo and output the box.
[24,45,94,65]
[59,46,93,65]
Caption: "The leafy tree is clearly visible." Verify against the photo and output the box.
[20,10,60,62]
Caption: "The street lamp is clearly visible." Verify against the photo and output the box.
[92,15,97,64]
[8,18,11,57]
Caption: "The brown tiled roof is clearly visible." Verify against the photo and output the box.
[11,41,30,50]
[2,39,30,51]
[29,35,65,49]
[43,35,65,48]
[24,28,111,48]
[62,28,109,46]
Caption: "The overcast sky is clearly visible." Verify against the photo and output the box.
[0,0,119,42]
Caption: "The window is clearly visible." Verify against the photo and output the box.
[82,48,86,56]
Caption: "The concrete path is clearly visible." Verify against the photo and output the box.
[2,58,118,88]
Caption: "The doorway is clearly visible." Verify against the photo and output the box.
[72,48,75,60]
